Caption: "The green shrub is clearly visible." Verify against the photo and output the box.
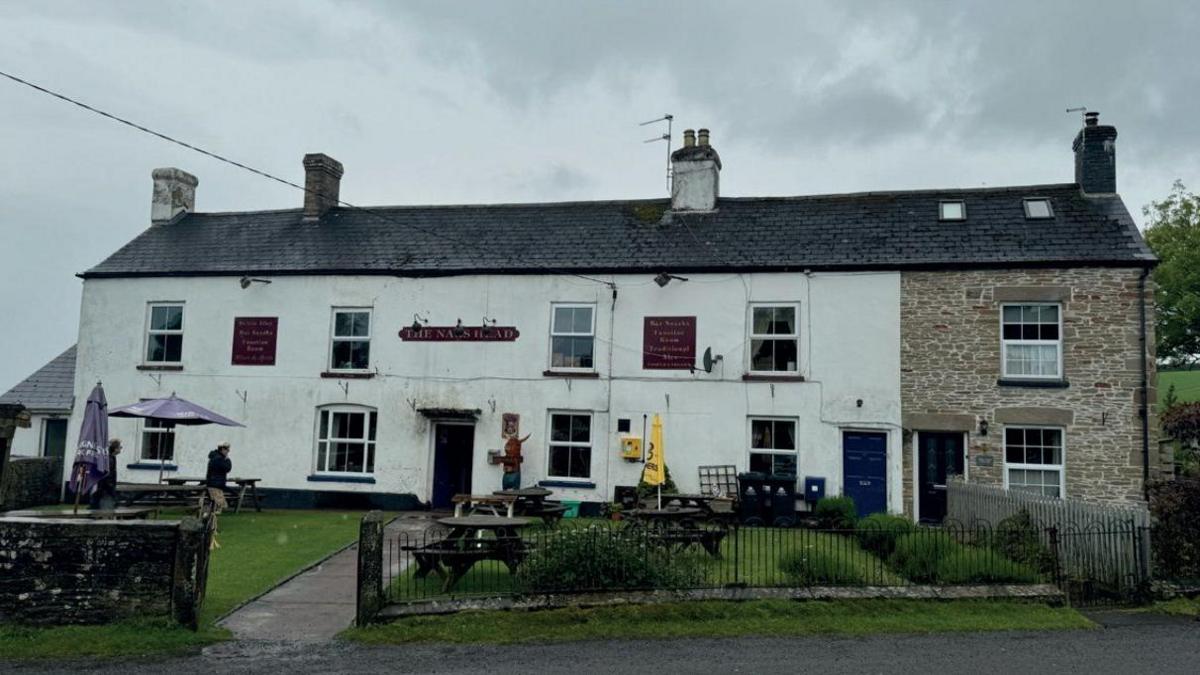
[935,547,1039,584]
[813,496,858,530]
[637,463,679,502]
[517,526,703,592]
[991,510,1057,575]
[888,531,963,582]
[779,546,866,585]
[855,513,916,558]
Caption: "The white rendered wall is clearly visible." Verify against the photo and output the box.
[67,271,902,512]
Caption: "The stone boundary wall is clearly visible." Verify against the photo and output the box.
[0,517,205,627]
[0,457,62,511]
[900,267,1163,512]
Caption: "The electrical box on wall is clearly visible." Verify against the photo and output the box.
[620,436,642,460]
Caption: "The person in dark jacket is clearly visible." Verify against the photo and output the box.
[205,442,233,512]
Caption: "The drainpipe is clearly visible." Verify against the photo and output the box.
[1139,268,1151,501]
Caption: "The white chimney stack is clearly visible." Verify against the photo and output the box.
[151,168,198,223]
[670,128,720,211]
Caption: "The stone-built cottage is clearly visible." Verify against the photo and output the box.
[36,113,1159,519]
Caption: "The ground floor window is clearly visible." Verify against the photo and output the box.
[316,406,377,474]
[1004,426,1064,498]
[140,419,175,462]
[548,412,592,479]
[749,417,797,475]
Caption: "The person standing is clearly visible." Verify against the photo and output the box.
[89,438,122,510]
[205,441,232,513]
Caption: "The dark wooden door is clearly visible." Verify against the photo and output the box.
[431,423,474,509]
[918,432,964,523]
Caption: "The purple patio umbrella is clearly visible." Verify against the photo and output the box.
[70,382,109,513]
[109,393,244,483]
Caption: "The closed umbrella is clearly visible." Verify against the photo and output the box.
[642,413,666,509]
[109,393,243,483]
[70,382,109,514]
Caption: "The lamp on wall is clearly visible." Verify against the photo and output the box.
[979,418,989,436]
[239,276,272,289]
[481,316,497,335]
[410,313,428,332]
[654,272,689,287]
[453,318,466,337]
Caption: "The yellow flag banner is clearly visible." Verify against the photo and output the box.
[641,413,666,486]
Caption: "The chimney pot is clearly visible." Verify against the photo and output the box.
[670,127,721,212]
[1085,111,1100,127]
[151,168,198,224]
[303,153,344,221]
[697,128,710,146]
[682,129,696,148]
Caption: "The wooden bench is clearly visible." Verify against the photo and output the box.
[403,537,529,592]
[451,493,517,517]
[651,527,728,558]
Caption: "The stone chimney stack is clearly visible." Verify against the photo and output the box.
[150,168,198,224]
[302,153,344,221]
[1073,112,1118,195]
[670,128,721,211]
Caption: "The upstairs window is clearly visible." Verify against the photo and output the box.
[939,200,966,221]
[1023,198,1053,219]
[749,304,799,373]
[548,412,592,479]
[1005,426,1064,498]
[140,419,175,463]
[749,417,797,476]
[316,406,377,475]
[145,303,184,364]
[1001,304,1062,379]
[549,304,595,370]
[330,309,371,371]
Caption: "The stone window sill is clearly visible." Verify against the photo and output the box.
[137,364,183,372]
[997,378,1070,389]
[320,371,375,379]
[307,474,376,484]
[742,374,806,382]
[542,370,600,379]
[538,479,597,489]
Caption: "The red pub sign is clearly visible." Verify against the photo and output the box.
[643,316,696,369]
[399,326,520,342]
[231,317,278,365]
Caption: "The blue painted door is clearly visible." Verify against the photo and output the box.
[842,431,887,517]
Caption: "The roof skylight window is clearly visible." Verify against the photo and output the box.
[1023,198,1053,219]
[939,200,966,221]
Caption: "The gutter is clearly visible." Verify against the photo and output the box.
[1139,268,1151,500]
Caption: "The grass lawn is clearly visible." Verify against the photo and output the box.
[1160,369,1200,409]
[346,599,1093,645]
[0,509,378,661]
[1153,597,1200,617]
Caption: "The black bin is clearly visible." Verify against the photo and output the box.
[765,474,798,526]
[737,472,767,525]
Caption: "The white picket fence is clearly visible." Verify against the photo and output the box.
[947,478,1152,596]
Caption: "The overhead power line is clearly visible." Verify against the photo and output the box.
[0,68,616,288]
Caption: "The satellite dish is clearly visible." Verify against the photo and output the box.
[702,347,722,373]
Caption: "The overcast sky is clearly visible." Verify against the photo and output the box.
[1,0,1198,392]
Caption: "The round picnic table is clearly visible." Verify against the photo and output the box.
[494,487,553,502]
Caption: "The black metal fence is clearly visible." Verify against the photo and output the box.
[379,518,1119,606]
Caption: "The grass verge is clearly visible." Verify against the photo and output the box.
[346,599,1093,645]
[1,509,378,661]
[1153,597,1200,617]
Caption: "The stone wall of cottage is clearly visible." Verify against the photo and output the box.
[900,267,1165,512]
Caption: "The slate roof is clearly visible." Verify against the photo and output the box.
[80,183,1154,278]
[0,345,76,412]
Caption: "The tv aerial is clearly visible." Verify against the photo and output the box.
[640,114,673,195]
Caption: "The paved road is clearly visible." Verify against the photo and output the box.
[7,611,1198,674]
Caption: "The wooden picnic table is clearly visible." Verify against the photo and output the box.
[116,482,207,508]
[494,487,567,525]
[1,507,158,520]
[659,493,736,519]
[407,515,533,592]
[452,493,517,517]
[625,506,727,558]
[162,476,264,513]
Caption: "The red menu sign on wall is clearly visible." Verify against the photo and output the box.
[643,316,697,370]
[231,317,278,366]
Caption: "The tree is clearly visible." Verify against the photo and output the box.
[1162,402,1200,477]
[1143,181,1200,367]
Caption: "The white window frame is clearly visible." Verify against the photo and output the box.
[144,302,185,364]
[139,418,176,464]
[329,307,372,372]
[1002,425,1065,499]
[548,303,597,372]
[1000,303,1063,380]
[314,405,378,476]
[939,200,966,221]
[546,410,593,480]
[747,416,799,475]
[1023,198,1054,219]
[747,302,801,375]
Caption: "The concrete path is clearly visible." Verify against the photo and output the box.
[216,513,435,644]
